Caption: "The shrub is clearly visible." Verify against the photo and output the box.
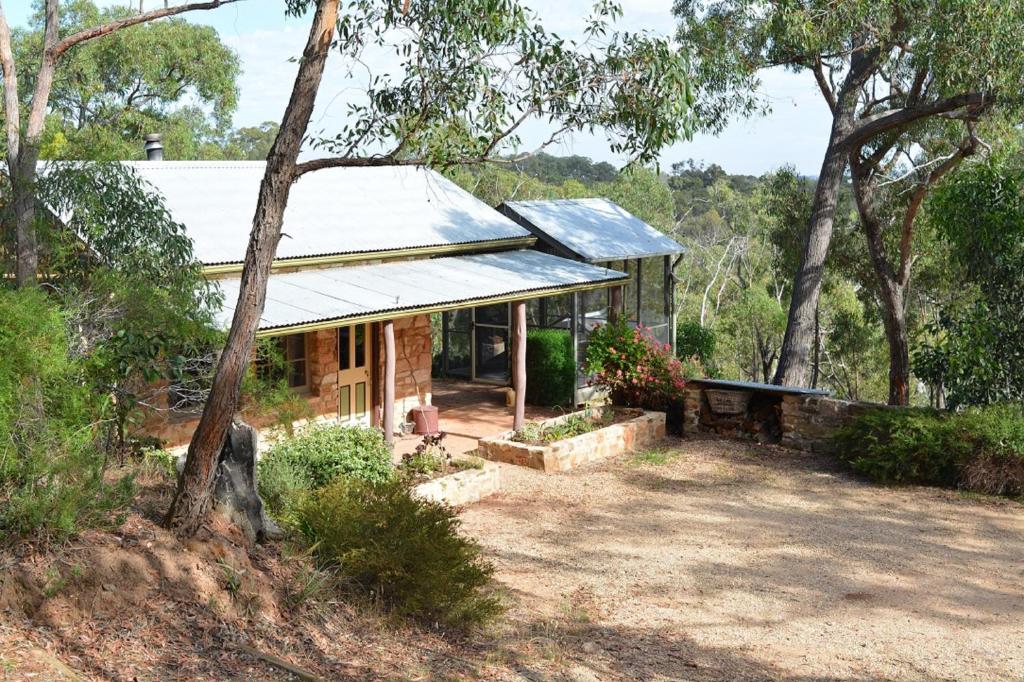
[258,424,393,515]
[296,477,502,630]
[676,320,717,374]
[0,289,134,542]
[586,318,687,411]
[833,403,1024,496]
[525,329,575,406]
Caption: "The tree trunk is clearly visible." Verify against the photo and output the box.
[878,278,910,405]
[165,0,340,536]
[773,113,852,387]
[11,150,41,286]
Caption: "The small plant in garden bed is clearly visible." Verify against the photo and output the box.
[510,407,618,445]
[399,433,485,483]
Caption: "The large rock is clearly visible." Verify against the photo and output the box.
[212,419,284,544]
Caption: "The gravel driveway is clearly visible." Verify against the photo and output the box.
[459,437,1024,681]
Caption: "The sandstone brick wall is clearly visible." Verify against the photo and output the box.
[147,315,434,448]
[378,314,433,425]
[412,457,501,506]
[779,394,878,453]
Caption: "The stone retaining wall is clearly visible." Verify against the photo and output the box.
[412,456,501,506]
[683,384,879,453]
[478,408,666,473]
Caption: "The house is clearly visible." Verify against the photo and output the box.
[115,158,682,448]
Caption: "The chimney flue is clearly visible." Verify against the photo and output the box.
[144,133,164,161]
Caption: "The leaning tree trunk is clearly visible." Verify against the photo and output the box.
[165,0,340,536]
[773,113,852,387]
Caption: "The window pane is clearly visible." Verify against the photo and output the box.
[446,331,471,378]
[355,381,366,416]
[475,303,508,326]
[544,294,572,328]
[624,259,639,323]
[640,256,668,330]
[288,359,307,388]
[526,299,542,327]
[578,288,608,334]
[354,325,366,368]
[339,385,351,420]
[286,334,306,361]
[338,326,350,370]
[449,308,472,332]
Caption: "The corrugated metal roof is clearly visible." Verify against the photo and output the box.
[100,162,531,265]
[213,250,627,332]
[501,198,684,262]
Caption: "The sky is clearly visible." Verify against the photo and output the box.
[10,0,833,176]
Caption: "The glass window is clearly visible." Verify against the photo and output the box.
[354,324,366,368]
[338,326,350,370]
[257,333,308,389]
[640,255,668,331]
[624,259,639,323]
[544,293,573,328]
[475,303,509,326]
[527,299,543,327]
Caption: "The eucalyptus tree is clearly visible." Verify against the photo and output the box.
[165,0,693,536]
[675,0,1024,397]
[0,0,238,287]
[13,0,240,161]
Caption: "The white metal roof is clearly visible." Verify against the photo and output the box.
[501,198,684,262]
[213,250,627,332]
[115,162,531,265]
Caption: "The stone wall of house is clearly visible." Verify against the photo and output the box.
[378,314,433,426]
[682,383,877,453]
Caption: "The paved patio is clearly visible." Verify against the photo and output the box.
[393,379,562,458]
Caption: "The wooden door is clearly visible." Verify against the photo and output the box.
[337,323,371,425]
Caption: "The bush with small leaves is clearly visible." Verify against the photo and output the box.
[258,424,393,515]
[296,477,502,631]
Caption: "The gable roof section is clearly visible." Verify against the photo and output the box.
[212,250,628,335]
[118,162,532,266]
[500,198,684,263]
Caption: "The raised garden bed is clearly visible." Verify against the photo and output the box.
[478,406,666,473]
[401,433,502,506]
[410,453,501,506]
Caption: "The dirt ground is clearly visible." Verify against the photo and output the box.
[460,437,1024,681]
[2,438,1021,681]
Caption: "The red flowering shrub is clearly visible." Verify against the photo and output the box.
[585,319,687,410]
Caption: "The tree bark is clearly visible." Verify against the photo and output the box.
[878,280,910,406]
[165,0,340,536]
[772,120,850,386]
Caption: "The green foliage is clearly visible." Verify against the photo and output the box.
[295,477,502,630]
[916,157,1024,407]
[258,424,394,515]
[525,329,575,407]
[676,320,716,374]
[309,0,692,166]
[0,289,133,542]
[17,0,241,161]
[511,408,611,445]
[834,404,1024,496]
[586,319,687,410]
[36,161,220,450]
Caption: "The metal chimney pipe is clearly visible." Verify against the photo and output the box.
[144,133,164,161]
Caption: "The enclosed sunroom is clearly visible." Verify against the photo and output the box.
[435,198,685,403]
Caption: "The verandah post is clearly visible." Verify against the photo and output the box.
[512,300,527,431]
[383,319,396,446]
[609,285,622,324]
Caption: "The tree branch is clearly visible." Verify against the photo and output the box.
[51,0,243,60]
[842,92,989,149]
[812,57,837,113]
[0,5,21,162]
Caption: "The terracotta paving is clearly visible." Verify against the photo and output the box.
[393,379,561,458]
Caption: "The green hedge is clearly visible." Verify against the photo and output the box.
[525,328,574,406]
[833,403,1024,496]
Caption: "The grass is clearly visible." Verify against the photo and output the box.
[630,446,678,466]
